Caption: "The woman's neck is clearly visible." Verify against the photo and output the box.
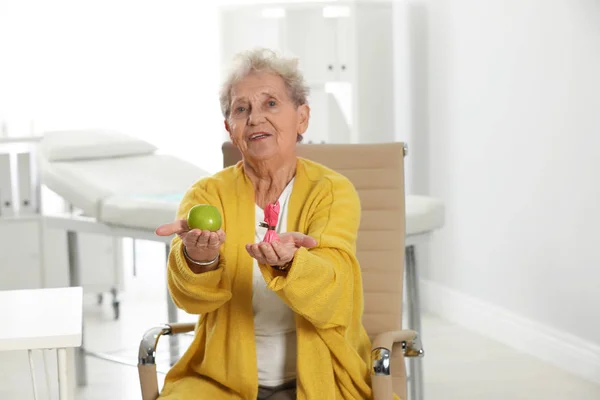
[244,156,297,208]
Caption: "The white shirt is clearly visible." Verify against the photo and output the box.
[253,178,297,387]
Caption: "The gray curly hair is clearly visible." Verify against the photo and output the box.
[219,48,310,121]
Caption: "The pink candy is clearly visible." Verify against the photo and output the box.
[261,201,280,243]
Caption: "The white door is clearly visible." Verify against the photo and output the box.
[335,10,353,83]
[304,87,329,144]
[284,6,336,85]
[219,6,285,66]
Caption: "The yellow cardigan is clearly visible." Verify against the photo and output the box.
[160,158,376,399]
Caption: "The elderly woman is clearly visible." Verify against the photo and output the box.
[155,48,376,400]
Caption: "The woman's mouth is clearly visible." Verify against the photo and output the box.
[249,132,271,141]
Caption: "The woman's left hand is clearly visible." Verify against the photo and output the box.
[246,232,318,267]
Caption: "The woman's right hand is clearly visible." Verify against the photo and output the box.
[155,219,226,263]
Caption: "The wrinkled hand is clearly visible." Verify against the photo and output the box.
[246,232,318,267]
[155,219,226,262]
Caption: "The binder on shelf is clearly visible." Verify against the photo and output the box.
[0,153,15,217]
[16,151,35,215]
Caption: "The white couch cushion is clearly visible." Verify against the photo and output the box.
[40,130,157,161]
[406,195,445,236]
[41,153,205,219]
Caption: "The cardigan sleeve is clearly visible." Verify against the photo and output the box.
[258,175,362,330]
[166,181,232,315]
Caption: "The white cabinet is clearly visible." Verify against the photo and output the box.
[79,233,124,293]
[0,216,124,295]
[41,226,124,294]
[219,1,396,145]
[0,218,43,290]
[0,138,125,304]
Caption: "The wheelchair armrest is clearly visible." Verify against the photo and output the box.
[371,329,424,400]
[138,322,196,400]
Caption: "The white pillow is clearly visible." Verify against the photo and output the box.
[40,130,157,162]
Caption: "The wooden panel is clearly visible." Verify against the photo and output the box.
[356,189,404,211]
[359,210,404,231]
[361,270,403,295]
[222,141,406,171]
[363,292,402,316]
[357,250,404,272]
[362,312,402,337]
[357,231,404,251]
[297,143,405,170]
[333,168,403,190]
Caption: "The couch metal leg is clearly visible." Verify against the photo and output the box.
[67,230,87,387]
[133,238,138,277]
[165,244,180,365]
[405,245,423,400]
[111,287,120,320]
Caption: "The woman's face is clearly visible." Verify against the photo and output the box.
[225,72,309,164]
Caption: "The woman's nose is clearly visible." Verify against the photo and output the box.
[248,109,266,125]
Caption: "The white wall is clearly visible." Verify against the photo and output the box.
[403,0,600,348]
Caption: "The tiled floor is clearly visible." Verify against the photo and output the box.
[1,239,599,399]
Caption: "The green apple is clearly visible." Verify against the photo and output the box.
[187,204,222,231]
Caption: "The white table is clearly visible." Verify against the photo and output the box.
[0,286,83,400]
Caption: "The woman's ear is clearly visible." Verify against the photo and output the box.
[297,104,310,134]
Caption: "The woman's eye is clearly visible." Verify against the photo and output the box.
[268,100,276,107]
[236,106,247,113]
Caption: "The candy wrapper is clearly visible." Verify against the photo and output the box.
[260,201,280,242]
